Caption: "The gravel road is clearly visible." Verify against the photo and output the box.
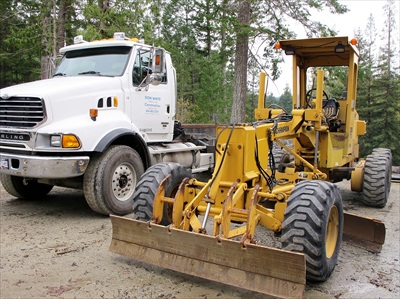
[1,180,399,299]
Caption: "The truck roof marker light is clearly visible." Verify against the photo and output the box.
[350,38,358,45]
[334,42,345,53]
[275,42,281,50]
[113,96,118,107]
[62,135,80,148]
[74,35,87,44]
[114,32,127,40]
[90,109,98,121]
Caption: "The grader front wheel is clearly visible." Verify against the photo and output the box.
[281,180,343,282]
[132,162,193,225]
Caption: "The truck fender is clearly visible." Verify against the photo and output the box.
[93,128,151,169]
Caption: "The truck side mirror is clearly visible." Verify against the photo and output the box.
[137,48,166,90]
[149,48,165,86]
[152,48,165,74]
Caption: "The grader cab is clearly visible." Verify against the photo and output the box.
[110,37,391,298]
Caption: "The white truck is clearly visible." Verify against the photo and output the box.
[0,32,213,215]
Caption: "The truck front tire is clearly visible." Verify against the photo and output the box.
[0,174,53,199]
[83,145,144,215]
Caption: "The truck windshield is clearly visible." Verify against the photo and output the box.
[54,46,131,77]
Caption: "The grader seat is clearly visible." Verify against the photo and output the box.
[324,98,340,131]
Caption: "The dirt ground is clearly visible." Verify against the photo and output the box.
[1,180,399,299]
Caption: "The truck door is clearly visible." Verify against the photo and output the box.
[129,47,173,142]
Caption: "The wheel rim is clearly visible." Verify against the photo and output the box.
[326,205,339,258]
[111,162,136,202]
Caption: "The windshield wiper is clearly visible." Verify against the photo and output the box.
[78,71,102,75]
[53,72,66,77]
[78,71,113,77]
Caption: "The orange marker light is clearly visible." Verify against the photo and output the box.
[275,43,281,50]
[113,96,118,107]
[90,109,98,118]
[155,55,161,66]
[90,109,98,121]
[62,135,80,148]
[350,38,357,45]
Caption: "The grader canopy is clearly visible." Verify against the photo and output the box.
[110,37,390,298]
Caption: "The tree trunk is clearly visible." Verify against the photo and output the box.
[99,0,111,36]
[230,0,250,123]
[41,0,52,79]
[58,0,67,50]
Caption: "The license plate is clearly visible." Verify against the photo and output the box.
[0,158,9,169]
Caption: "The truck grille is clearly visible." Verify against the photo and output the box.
[0,96,46,128]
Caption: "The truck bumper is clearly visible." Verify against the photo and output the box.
[0,153,89,179]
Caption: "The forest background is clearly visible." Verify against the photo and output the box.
[0,0,399,164]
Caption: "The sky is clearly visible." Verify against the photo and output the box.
[268,0,400,96]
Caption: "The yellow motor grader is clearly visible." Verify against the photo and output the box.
[109,37,391,298]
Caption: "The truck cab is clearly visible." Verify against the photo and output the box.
[0,33,212,215]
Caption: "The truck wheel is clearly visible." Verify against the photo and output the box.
[281,180,343,282]
[83,145,144,215]
[362,151,392,208]
[132,162,192,225]
[0,174,53,199]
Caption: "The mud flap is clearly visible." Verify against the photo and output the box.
[343,212,386,253]
[110,215,306,299]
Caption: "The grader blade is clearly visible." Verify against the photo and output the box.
[343,212,386,253]
[110,215,306,299]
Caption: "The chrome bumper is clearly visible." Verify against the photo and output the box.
[0,153,89,178]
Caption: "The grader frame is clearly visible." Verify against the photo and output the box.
[110,37,387,298]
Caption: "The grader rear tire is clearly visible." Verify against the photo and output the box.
[362,150,392,208]
[132,162,192,225]
[281,180,343,282]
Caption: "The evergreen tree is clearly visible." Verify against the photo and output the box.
[371,0,400,164]
[278,85,292,113]
[357,15,379,157]
[357,0,400,164]
[230,0,349,123]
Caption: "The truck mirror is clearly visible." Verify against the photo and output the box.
[152,48,165,74]
[150,74,162,86]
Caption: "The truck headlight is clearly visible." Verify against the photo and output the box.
[50,134,80,148]
[50,135,62,147]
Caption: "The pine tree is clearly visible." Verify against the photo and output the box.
[370,0,400,164]
[230,0,349,123]
[357,15,379,157]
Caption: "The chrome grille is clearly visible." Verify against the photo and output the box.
[0,97,46,128]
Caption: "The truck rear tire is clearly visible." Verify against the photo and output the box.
[362,151,392,208]
[0,174,53,199]
[83,145,144,215]
[281,180,343,282]
[132,162,192,225]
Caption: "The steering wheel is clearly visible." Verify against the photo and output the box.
[305,88,329,109]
